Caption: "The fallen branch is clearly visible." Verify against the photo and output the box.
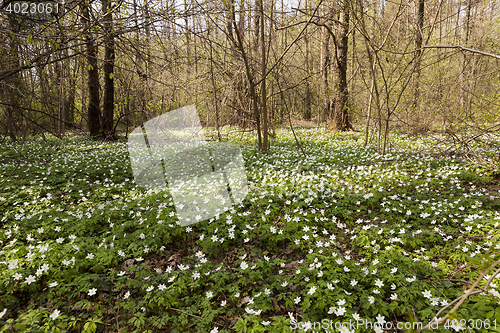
[418,259,500,332]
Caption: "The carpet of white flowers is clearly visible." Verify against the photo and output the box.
[0,128,499,333]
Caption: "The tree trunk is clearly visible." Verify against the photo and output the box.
[232,5,262,149]
[260,0,268,151]
[3,17,22,141]
[412,0,424,124]
[81,0,101,138]
[102,0,115,140]
[322,31,331,124]
[302,0,311,121]
[329,1,352,132]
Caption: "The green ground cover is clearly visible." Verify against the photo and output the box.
[0,128,499,333]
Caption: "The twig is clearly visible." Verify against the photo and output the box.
[0,163,19,188]
[418,260,500,332]
[423,45,500,60]
[168,307,231,330]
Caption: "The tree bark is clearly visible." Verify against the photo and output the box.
[304,0,311,121]
[260,0,268,151]
[102,0,115,140]
[322,31,331,124]
[329,1,352,132]
[232,4,262,150]
[412,0,424,124]
[3,17,22,141]
[81,0,101,138]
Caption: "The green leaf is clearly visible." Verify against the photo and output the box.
[234,318,248,333]
[109,73,114,79]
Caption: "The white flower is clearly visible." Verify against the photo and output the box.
[49,309,60,320]
[88,288,97,296]
[25,275,36,285]
[390,293,398,300]
[206,291,213,298]
[240,261,248,270]
[13,273,22,280]
[86,253,94,259]
[308,286,317,295]
[350,279,358,286]
[406,276,416,283]
[368,296,375,304]
[294,296,301,304]
[422,290,432,298]
[117,271,126,277]
[335,306,346,316]
[146,286,154,292]
[376,314,386,325]
[375,279,384,288]
[8,260,18,269]
[210,327,219,333]
[124,291,130,299]
[0,308,7,319]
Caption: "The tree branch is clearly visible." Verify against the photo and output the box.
[423,45,500,60]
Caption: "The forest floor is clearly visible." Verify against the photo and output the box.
[0,128,500,333]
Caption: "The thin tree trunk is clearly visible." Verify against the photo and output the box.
[322,31,331,124]
[412,0,424,125]
[232,4,262,150]
[260,0,268,151]
[304,0,311,121]
[81,0,101,138]
[102,0,115,140]
[329,1,352,132]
